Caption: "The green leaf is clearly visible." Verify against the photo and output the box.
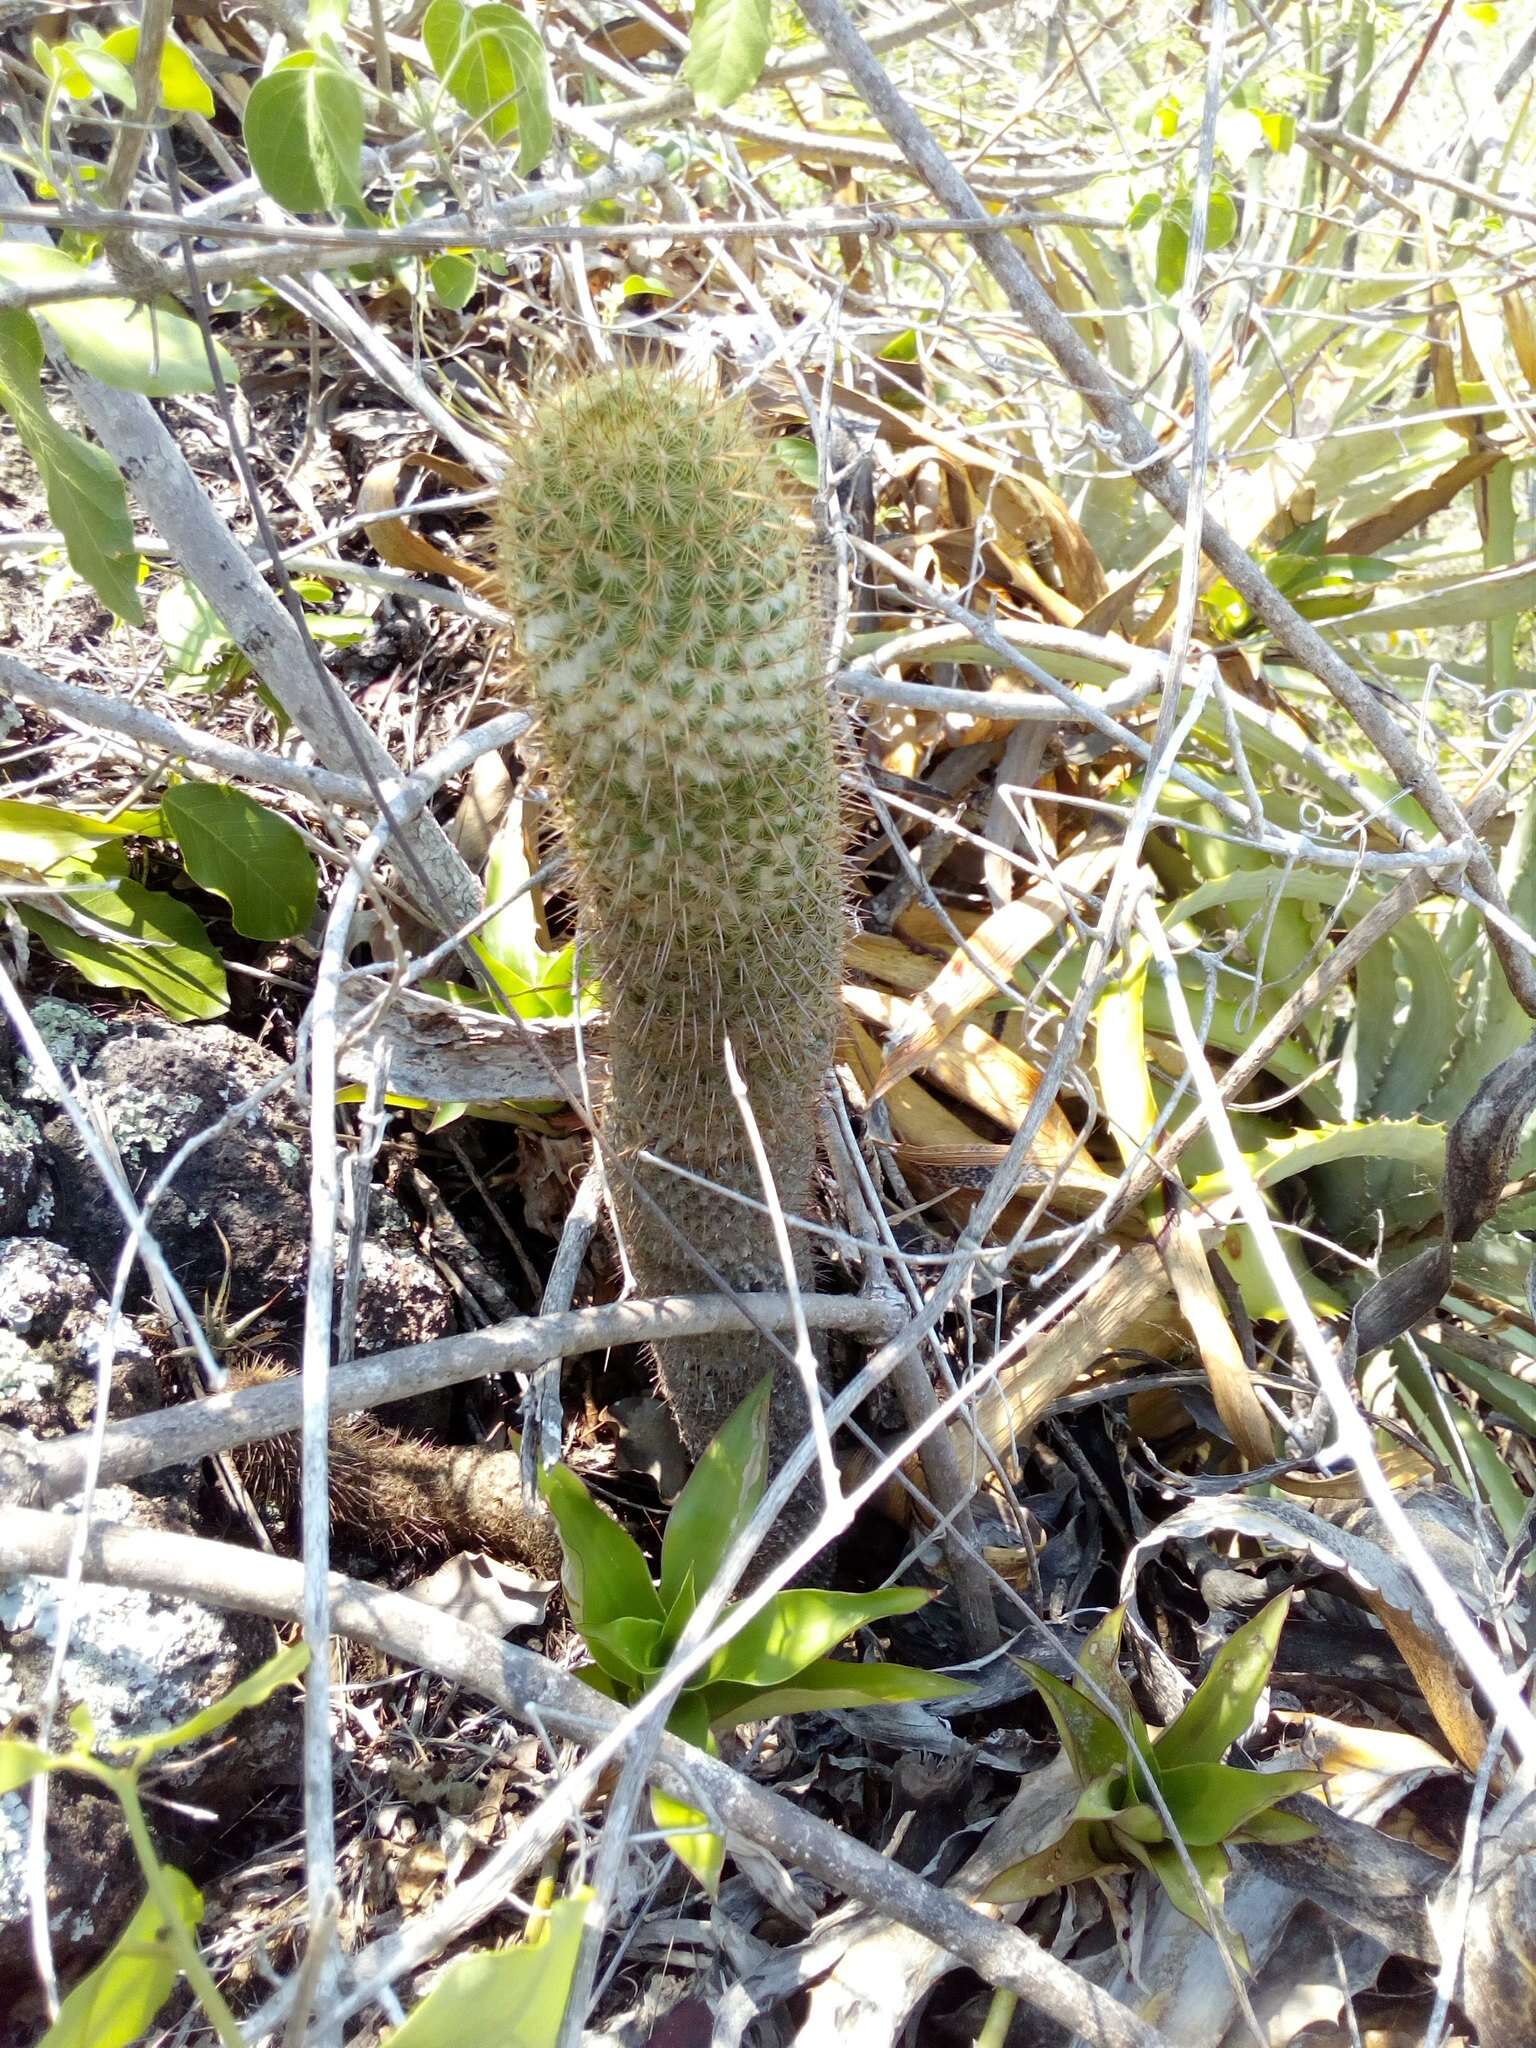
[651,1780,724,1894]
[0,246,234,395]
[430,252,479,309]
[684,0,772,113]
[244,51,365,213]
[659,1374,771,1622]
[1154,1762,1321,1847]
[0,310,142,621]
[1155,213,1189,296]
[775,437,819,486]
[382,1887,590,2046]
[1235,1801,1318,1845]
[1126,192,1162,229]
[1074,1606,1149,1752]
[1131,1839,1236,1948]
[39,1868,203,2048]
[157,580,236,676]
[100,26,215,114]
[0,1738,54,1792]
[1154,1594,1291,1773]
[423,0,554,171]
[41,35,136,106]
[1258,108,1295,153]
[19,876,228,1022]
[1205,186,1238,252]
[582,1614,663,1686]
[703,1654,970,1731]
[108,1644,309,1763]
[162,782,318,941]
[706,1586,929,1691]
[983,1820,1118,1903]
[540,1464,664,1638]
[1017,1659,1128,1785]
[0,796,141,868]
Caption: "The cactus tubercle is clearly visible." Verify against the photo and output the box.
[498,370,845,1470]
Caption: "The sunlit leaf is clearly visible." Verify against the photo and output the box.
[659,1375,771,1623]
[383,1887,590,2045]
[423,0,553,171]
[108,1644,309,1763]
[706,1586,929,1691]
[244,51,364,213]
[684,0,771,113]
[100,26,215,114]
[163,782,318,941]
[540,1464,664,1638]
[1154,1594,1291,1773]
[39,1868,202,2048]
[0,311,142,620]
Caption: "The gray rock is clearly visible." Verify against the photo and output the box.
[0,1488,275,1996]
[0,1103,42,1236]
[0,1239,158,1438]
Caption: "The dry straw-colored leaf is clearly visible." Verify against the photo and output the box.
[871,844,1114,1102]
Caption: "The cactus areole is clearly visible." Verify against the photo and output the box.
[498,371,845,1474]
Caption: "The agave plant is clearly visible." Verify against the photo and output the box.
[540,1377,969,1889]
[986,1597,1317,1965]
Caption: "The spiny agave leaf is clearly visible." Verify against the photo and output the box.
[1018,1659,1129,1785]
[659,1374,771,1624]
[1154,1594,1292,1773]
[702,1655,970,1732]
[540,1464,664,1640]
[1153,1761,1322,1847]
[1188,1120,1446,1206]
[983,1820,1117,1903]
[706,1586,930,1691]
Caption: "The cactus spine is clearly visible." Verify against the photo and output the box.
[498,371,844,1474]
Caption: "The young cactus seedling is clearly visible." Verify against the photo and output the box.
[498,370,845,1482]
[541,1378,968,1890]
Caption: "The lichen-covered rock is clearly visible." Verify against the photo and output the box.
[39,1017,312,1324]
[0,1238,158,1438]
[0,1488,276,1997]
[0,1104,43,1236]
[34,1015,456,1360]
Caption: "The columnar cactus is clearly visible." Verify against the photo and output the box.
[498,371,845,1478]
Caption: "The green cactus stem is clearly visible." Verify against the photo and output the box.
[498,370,845,1480]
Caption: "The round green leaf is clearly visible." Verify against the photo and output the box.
[684,0,772,113]
[101,26,215,115]
[162,782,318,941]
[244,51,364,214]
[429,252,479,309]
[423,0,553,171]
